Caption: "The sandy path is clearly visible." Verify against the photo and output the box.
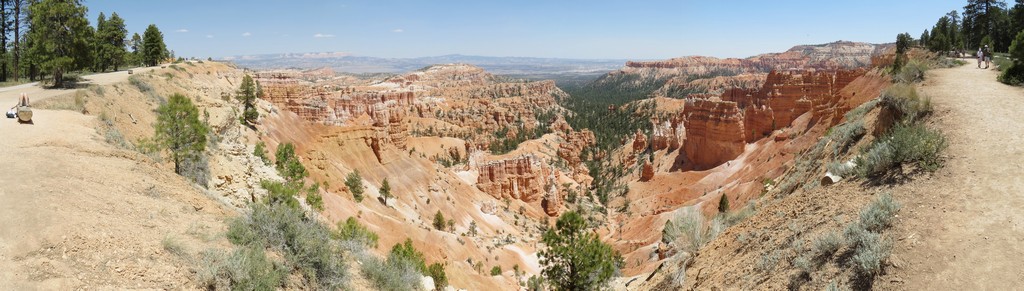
[0,66,162,106]
[889,62,1024,289]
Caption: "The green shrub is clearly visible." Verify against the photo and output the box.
[433,211,446,231]
[893,60,929,83]
[844,99,879,121]
[274,143,307,182]
[389,238,427,272]
[527,275,546,291]
[345,170,365,202]
[226,203,347,289]
[850,230,892,276]
[333,217,379,248]
[812,231,842,258]
[792,255,813,274]
[254,141,270,165]
[756,250,780,272]
[858,193,901,232]
[717,194,729,213]
[881,83,931,122]
[827,161,854,177]
[490,265,503,276]
[856,124,946,177]
[663,207,724,253]
[828,120,865,156]
[195,247,287,290]
[840,193,899,277]
[358,252,421,291]
[999,63,1024,85]
[259,180,302,210]
[129,75,153,92]
[306,183,324,211]
[427,263,448,289]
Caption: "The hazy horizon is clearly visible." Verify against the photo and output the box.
[88,0,963,60]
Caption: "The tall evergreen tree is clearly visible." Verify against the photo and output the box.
[94,12,126,71]
[540,211,622,290]
[25,0,91,86]
[155,93,209,175]
[1011,0,1024,36]
[129,32,141,66]
[236,74,260,125]
[963,0,1008,50]
[141,24,165,66]
[12,0,25,81]
[92,12,105,71]
[1,0,12,81]
[920,29,931,47]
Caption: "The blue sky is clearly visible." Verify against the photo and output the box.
[87,0,965,60]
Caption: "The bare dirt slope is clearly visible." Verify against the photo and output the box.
[0,68,232,289]
[882,63,1024,289]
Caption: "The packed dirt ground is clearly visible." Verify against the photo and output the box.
[876,61,1024,289]
[0,67,233,289]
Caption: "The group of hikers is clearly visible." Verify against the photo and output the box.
[977,44,993,69]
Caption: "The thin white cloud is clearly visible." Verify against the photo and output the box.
[175,29,189,33]
[392,29,404,33]
[313,33,335,38]
[206,35,214,39]
[242,32,252,37]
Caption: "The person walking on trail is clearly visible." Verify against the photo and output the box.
[983,45,992,69]
[978,47,984,68]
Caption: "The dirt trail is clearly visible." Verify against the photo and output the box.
[0,65,161,107]
[888,62,1024,289]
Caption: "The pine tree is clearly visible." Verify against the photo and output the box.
[380,178,392,204]
[1,0,13,81]
[25,0,92,86]
[237,74,260,125]
[345,170,365,202]
[155,93,209,175]
[98,12,127,71]
[540,211,622,290]
[274,143,307,182]
[129,32,142,66]
[718,193,730,213]
[433,211,446,231]
[964,0,1008,50]
[93,12,105,71]
[920,29,930,47]
[141,24,166,66]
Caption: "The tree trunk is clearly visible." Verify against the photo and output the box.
[13,0,19,81]
[52,69,61,88]
[1,0,7,82]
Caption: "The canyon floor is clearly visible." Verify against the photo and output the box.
[882,62,1024,289]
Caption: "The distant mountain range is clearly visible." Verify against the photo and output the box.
[224,53,631,75]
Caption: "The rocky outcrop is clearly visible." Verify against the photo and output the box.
[639,161,655,181]
[632,130,648,153]
[650,116,682,151]
[475,155,552,203]
[606,41,885,102]
[258,64,568,156]
[682,98,746,170]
